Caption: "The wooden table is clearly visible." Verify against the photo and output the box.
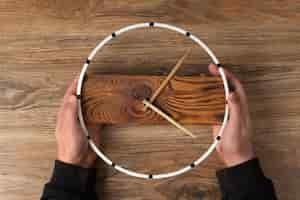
[1,1,300,199]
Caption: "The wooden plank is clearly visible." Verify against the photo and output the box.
[81,75,225,125]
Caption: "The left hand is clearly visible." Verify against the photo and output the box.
[55,78,102,168]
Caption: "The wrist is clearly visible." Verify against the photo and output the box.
[57,154,96,169]
[57,158,95,169]
[223,151,255,167]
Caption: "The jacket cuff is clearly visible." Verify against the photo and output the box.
[216,158,266,195]
[49,160,96,193]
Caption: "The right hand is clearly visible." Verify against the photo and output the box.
[209,64,255,167]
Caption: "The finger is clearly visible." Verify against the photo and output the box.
[64,95,78,116]
[208,63,248,108]
[208,63,219,76]
[64,78,78,98]
[208,64,243,93]
[223,68,249,113]
[222,68,248,104]
[227,92,242,127]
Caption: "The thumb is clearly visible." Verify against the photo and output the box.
[64,95,78,115]
[59,95,78,124]
[227,92,242,127]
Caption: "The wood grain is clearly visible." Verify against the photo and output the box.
[82,75,225,125]
[1,0,300,200]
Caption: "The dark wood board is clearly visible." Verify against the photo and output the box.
[82,75,225,125]
[1,1,300,200]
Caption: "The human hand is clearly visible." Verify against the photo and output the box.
[209,64,255,167]
[55,78,102,168]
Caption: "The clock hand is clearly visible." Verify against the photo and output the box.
[143,47,192,111]
[143,99,196,138]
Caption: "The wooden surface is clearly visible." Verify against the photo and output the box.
[0,0,300,200]
[82,75,225,125]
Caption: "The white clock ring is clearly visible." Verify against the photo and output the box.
[76,22,230,179]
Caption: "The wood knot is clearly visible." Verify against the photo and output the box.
[132,84,152,100]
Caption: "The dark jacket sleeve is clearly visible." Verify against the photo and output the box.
[216,158,277,200]
[41,160,98,200]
